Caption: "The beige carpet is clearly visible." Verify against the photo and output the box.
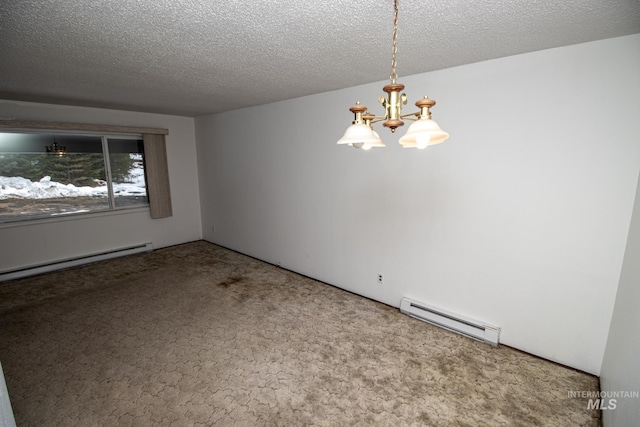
[0,241,600,426]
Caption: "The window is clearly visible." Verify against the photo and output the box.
[0,131,148,223]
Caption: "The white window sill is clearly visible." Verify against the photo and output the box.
[0,205,151,229]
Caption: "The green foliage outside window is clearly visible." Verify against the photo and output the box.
[0,152,137,186]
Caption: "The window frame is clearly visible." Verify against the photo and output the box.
[0,120,171,226]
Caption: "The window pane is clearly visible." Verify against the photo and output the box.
[107,138,148,208]
[0,133,109,222]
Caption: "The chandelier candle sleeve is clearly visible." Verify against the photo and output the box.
[336,0,449,150]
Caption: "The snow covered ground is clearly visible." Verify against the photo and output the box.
[0,169,146,200]
[1,152,146,200]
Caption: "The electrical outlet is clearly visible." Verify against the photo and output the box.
[377,273,383,284]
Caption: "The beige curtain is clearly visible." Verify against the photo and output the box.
[143,133,173,219]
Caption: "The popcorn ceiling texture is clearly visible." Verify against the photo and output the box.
[0,0,639,116]
[0,241,600,425]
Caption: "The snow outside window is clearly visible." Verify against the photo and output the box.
[0,132,148,223]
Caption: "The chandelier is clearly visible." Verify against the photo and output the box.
[337,0,449,150]
[46,138,67,156]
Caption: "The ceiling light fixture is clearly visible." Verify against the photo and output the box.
[46,138,66,156]
[337,0,449,150]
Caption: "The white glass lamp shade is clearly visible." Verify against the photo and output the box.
[399,118,449,149]
[337,123,385,148]
[357,130,384,150]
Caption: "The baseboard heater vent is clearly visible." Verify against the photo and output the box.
[400,297,500,346]
[0,242,153,283]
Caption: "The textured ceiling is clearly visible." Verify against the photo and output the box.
[0,0,639,117]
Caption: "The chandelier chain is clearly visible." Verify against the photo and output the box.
[390,0,399,83]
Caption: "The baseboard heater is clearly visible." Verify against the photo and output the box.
[0,242,153,282]
[400,297,500,346]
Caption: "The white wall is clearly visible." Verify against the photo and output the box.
[0,362,16,427]
[0,100,202,271]
[600,170,640,426]
[196,34,640,375]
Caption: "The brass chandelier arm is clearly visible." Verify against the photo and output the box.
[399,111,421,121]
[368,110,427,125]
[366,115,388,125]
